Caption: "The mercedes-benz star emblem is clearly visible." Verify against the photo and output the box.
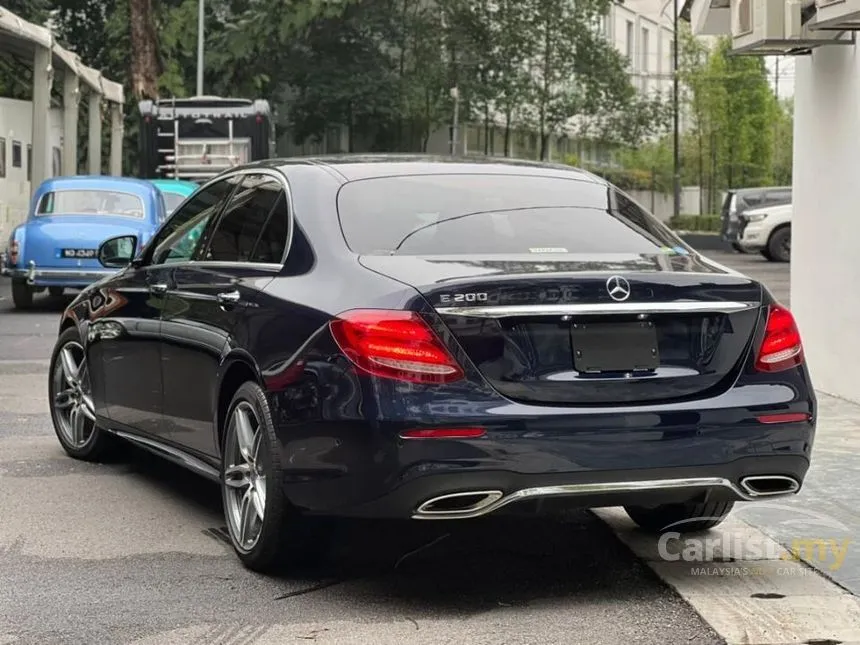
[606,275,631,302]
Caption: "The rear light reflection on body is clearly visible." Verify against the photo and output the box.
[400,427,487,439]
[330,309,464,384]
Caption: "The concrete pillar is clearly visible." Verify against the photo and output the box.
[62,71,80,176]
[30,44,52,193]
[88,92,102,174]
[791,46,860,404]
[109,102,123,176]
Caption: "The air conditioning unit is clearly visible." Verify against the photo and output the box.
[812,0,860,30]
[730,0,853,55]
[732,0,784,49]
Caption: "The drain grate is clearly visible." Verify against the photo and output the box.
[203,526,232,545]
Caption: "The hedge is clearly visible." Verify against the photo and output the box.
[668,214,721,232]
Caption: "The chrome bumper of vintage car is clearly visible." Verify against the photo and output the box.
[2,260,114,284]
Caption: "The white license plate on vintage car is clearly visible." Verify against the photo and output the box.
[60,248,97,259]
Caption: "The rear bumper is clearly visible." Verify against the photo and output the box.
[1,261,116,287]
[277,410,815,519]
[322,455,810,520]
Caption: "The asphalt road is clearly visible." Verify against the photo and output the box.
[0,251,795,644]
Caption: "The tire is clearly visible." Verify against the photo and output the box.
[11,280,33,309]
[48,326,115,462]
[731,242,750,254]
[760,249,773,261]
[624,501,735,533]
[220,380,332,574]
[48,287,65,297]
[766,226,791,263]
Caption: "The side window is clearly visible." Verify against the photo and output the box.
[149,178,236,265]
[202,174,287,264]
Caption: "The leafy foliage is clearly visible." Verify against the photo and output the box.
[4,0,672,170]
[618,28,793,211]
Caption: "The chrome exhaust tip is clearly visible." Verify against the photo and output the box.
[739,475,800,498]
[414,490,504,519]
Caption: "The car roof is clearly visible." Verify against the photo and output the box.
[37,175,162,196]
[249,154,606,184]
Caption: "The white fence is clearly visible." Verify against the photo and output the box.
[628,187,705,222]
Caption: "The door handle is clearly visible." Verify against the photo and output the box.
[149,283,168,295]
[216,290,242,307]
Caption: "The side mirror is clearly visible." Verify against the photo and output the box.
[98,234,138,268]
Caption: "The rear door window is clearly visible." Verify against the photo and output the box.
[336,174,683,255]
[202,174,287,264]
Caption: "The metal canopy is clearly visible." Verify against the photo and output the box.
[0,6,124,104]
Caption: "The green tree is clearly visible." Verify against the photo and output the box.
[518,0,639,159]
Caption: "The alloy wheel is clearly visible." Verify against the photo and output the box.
[224,401,268,552]
[52,341,97,448]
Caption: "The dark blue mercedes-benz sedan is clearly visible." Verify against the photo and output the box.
[49,156,815,573]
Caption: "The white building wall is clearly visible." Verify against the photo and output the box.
[0,98,64,243]
[790,47,860,404]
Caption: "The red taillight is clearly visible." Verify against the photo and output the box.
[400,427,486,439]
[9,240,18,265]
[755,304,803,373]
[757,413,811,424]
[255,114,263,124]
[329,309,464,384]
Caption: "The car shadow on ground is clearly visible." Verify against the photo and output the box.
[114,445,669,614]
[0,292,75,314]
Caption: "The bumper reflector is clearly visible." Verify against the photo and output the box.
[756,413,811,424]
[400,427,486,440]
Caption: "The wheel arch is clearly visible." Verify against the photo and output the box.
[767,222,791,243]
[214,350,264,455]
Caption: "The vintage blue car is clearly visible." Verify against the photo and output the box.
[1,175,166,309]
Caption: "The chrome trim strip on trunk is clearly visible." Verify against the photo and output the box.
[411,475,800,521]
[435,301,759,318]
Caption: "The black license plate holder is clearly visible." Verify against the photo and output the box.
[571,321,659,373]
[61,248,96,259]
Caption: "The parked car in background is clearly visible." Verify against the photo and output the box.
[1,176,166,309]
[720,186,791,252]
[150,178,198,216]
[48,156,814,574]
[736,202,792,262]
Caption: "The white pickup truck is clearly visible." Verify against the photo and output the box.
[736,202,792,262]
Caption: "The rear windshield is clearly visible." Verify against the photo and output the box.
[37,190,145,218]
[336,174,683,255]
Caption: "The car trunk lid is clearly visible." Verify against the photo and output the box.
[360,253,763,405]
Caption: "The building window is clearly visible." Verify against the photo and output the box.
[27,145,32,181]
[625,21,634,63]
[0,138,6,178]
[11,141,22,168]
